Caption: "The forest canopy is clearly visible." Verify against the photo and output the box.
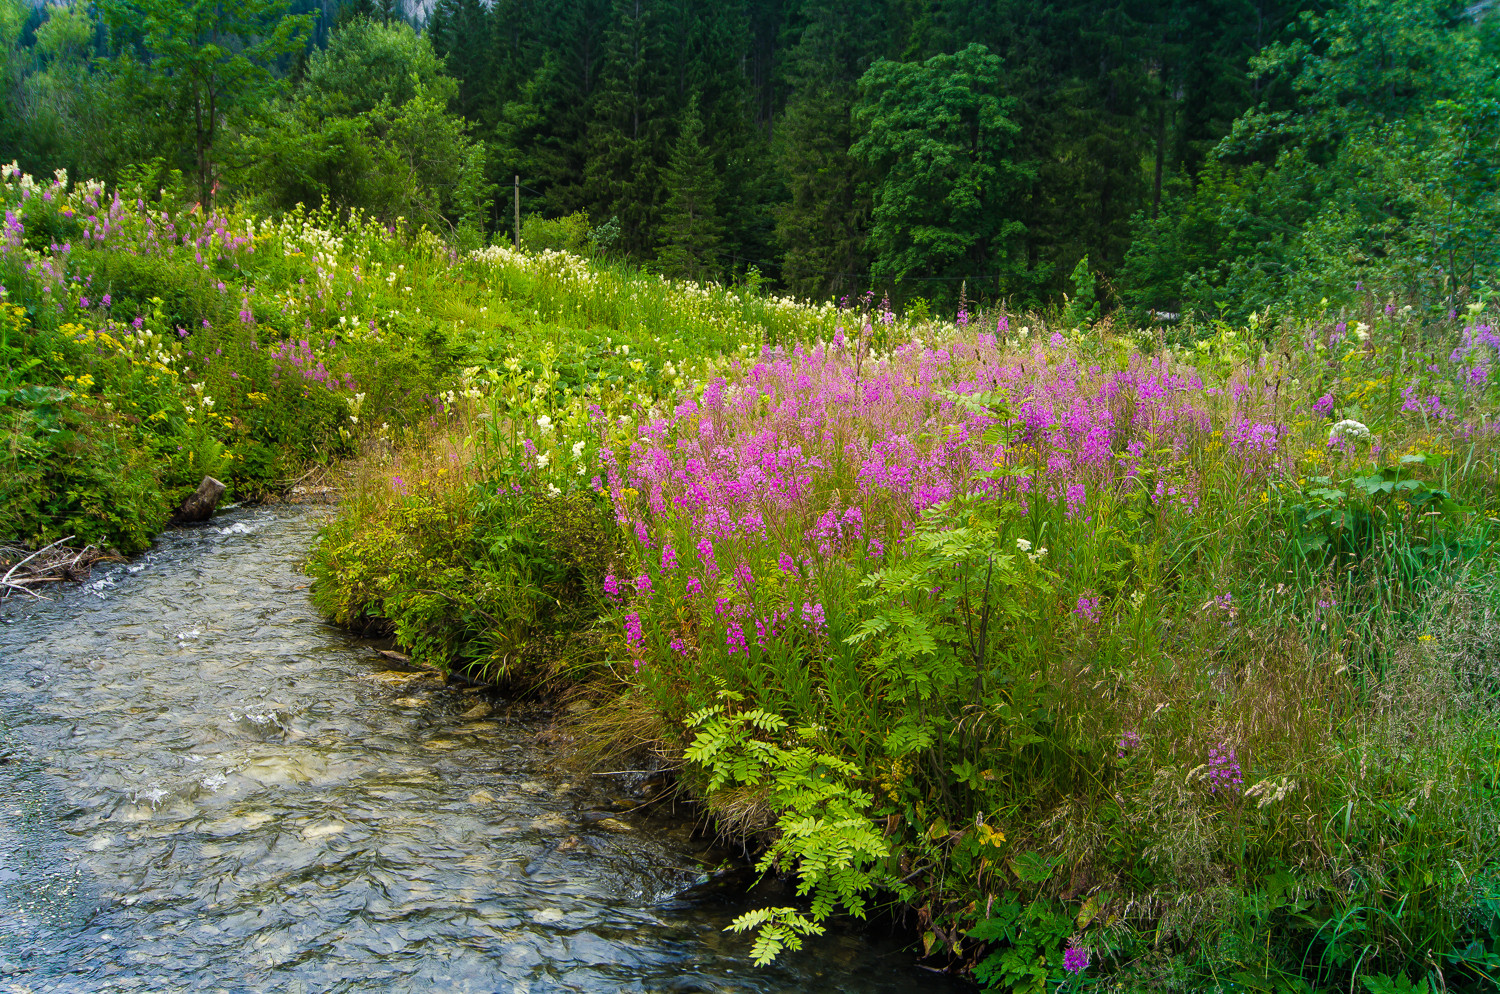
[2,0,1497,320]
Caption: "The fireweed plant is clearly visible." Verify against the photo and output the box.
[317,295,1500,989]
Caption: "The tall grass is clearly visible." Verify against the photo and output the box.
[310,267,1500,989]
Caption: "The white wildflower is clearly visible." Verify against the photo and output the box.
[1329,419,1371,443]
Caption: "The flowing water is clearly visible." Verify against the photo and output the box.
[0,506,960,994]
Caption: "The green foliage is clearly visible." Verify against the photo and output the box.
[232,19,490,231]
[309,481,628,679]
[1360,975,1434,994]
[852,44,1032,302]
[101,0,314,202]
[1060,254,1099,328]
[1129,0,1500,320]
[303,16,452,115]
[968,895,1077,992]
[519,211,595,255]
[686,691,891,964]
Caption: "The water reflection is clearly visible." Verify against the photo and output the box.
[0,507,960,993]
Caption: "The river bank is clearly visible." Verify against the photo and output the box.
[0,504,961,993]
[307,313,1500,990]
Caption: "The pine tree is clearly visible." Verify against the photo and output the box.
[424,0,450,55]
[585,0,671,256]
[336,0,376,28]
[773,0,883,297]
[441,0,491,121]
[656,95,723,281]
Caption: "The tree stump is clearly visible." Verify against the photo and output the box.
[175,476,226,523]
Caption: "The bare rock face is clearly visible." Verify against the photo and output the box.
[175,476,226,523]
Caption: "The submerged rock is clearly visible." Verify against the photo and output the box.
[366,670,443,691]
[591,817,634,833]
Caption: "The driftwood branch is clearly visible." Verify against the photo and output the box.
[0,538,118,600]
[1,535,75,586]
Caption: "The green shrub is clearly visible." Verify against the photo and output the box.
[519,211,595,255]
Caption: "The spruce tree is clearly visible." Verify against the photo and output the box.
[773,0,883,298]
[337,0,376,28]
[656,95,723,281]
[441,0,491,121]
[585,0,671,255]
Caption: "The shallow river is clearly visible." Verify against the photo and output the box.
[0,506,959,993]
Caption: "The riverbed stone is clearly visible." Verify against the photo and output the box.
[366,670,443,690]
[592,817,634,833]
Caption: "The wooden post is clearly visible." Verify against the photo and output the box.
[514,175,521,249]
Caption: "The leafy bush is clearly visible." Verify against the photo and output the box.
[519,211,594,255]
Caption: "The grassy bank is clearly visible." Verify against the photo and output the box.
[304,247,1500,987]
[0,165,841,557]
[7,167,1500,992]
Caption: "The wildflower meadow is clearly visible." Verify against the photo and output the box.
[5,162,1500,991]
[311,259,1500,986]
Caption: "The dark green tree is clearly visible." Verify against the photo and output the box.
[772,0,882,298]
[851,43,1032,302]
[102,0,313,203]
[585,0,672,255]
[656,96,724,281]
[336,0,376,27]
[427,0,490,121]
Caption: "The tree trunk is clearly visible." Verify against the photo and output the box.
[1152,101,1166,219]
[175,477,226,524]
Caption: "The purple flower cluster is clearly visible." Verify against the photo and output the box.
[1206,742,1243,793]
[601,336,1304,675]
[267,339,353,392]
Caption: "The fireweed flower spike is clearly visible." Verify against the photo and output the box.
[1207,742,1244,793]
